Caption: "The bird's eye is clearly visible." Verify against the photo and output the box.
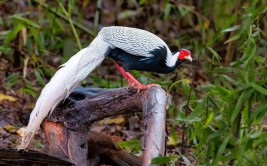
[181,52,184,55]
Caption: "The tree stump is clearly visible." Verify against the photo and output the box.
[44,86,169,166]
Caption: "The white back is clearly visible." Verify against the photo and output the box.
[99,26,172,58]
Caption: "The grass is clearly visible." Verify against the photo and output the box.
[1,0,267,165]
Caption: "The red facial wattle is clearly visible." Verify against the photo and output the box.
[178,49,191,60]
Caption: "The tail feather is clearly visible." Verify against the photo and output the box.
[20,35,111,149]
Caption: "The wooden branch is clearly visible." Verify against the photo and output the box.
[87,131,142,166]
[44,86,169,165]
[0,146,72,165]
[49,87,143,129]
[142,87,169,166]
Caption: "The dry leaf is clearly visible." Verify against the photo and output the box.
[0,93,17,102]
[99,116,125,125]
[17,127,26,137]
[21,28,27,46]
[4,125,19,133]
[167,136,178,146]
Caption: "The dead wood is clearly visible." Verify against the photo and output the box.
[0,146,72,165]
[142,87,169,166]
[43,86,169,166]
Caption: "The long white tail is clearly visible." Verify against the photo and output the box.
[20,35,111,149]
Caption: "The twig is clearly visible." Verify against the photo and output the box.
[57,0,82,49]
[186,45,204,108]
[94,0,102,28]
[32,0,96,37]
[180,44,204,155]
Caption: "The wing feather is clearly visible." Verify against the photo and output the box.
[20,36,111,149]
[99,26,171,58]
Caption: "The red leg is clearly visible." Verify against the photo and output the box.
[115,63,158,90]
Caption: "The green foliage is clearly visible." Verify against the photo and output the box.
[118,139,142,154]
[1,0,267,165]
[169,0,267,165]
[151,156,178,165]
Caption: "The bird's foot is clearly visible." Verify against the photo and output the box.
[114,63,160,90]
[128,82,160,91]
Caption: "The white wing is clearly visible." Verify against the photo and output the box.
[20,35,111,149]
[99,26,171,57]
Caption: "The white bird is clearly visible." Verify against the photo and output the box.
[20,26,192,149]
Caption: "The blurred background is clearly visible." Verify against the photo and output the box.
[0,0,267,165]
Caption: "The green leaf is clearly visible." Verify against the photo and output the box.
[252,132,267,147]
[151,156,177,164]
[19,87,37,98]
[33,139,44,148]
[164,3,172,20]
[214,135,230,164]
[138,0,146,5]
[4,23,25,45]
[206,46,221,60]
[0,16,3,25]
[224,33,241,44]
[168,79,188,92]
[0,45,13,55]
[221,74,237,86]
[6,73,20,87]
[213,85,231,97]
[29,27,45,53]
[204,111,214,128]
[209,128,227,139]
[34,70,46,87]
[250,82,267,96]
[177,115,201,123]
[251,103,267,123]
[214,67,235,74]
[177,150,191,165]
[118,140,141,153]
[118,140,140,147]
[231,89,254,124]
[10,14,40,28]
[177,5,191,16]
[221,25,241,32]
[118,10,139,20]
[220,14,237,30]
[62,38,76,63]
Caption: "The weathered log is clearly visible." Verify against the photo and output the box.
[44,86,169,166]
[142,87,168,166]
[87,131,142,166]
[44,121,142,166]
[0,146,72,165]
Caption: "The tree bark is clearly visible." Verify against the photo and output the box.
[44,86,169,166]
[142,87,168,166]
[0,146,72,165]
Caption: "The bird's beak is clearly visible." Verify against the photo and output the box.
[184,55,192,62]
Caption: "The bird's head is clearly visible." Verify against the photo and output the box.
[178,49,192,62]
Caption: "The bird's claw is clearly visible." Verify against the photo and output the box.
[127,83,160,92]
[146,84,160,88]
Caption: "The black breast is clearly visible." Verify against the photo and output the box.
[107,46,182,74]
